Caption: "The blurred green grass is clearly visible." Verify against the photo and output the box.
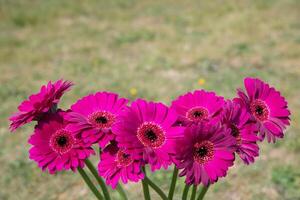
[0,0,299,199]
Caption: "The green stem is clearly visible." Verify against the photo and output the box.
[168,166,178,200]
[142,167,151,200]
[190,185,197,200]
[85,159,111,200]
[182,185,190,200]
[117,184,128,200]
[78,167,103,200]
[197,185,210,200]
[144,176,168,200]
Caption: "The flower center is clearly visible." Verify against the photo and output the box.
[186,107,209,122]
[193,140,214,164]
[250,99,269,121]
[57,136,67,146]
[88,111,115,129]
[173,120,184,126]
[96,116,107,124]
[230,124,242,145]
[116,150,133,167]
[49,129,75,154]
[137,122,166,149]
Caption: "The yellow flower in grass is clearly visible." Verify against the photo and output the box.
[198,78,206,86]
[129,88,137,96]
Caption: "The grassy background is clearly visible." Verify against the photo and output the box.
[0,0,299,199]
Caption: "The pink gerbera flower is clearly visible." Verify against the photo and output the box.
[66,92,128,147]
[236,77,291,142]
[221,101,259,164]
[9,80,73,132]
[28,111,94,174]
[171,90,225,126]
[113,99,184,171]
[98,141,144,189]
[174,123,236,186]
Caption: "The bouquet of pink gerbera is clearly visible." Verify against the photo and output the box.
[9,77,291,200]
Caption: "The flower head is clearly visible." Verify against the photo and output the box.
[236,77,291,142]
[9,80,73,131]
[28,111,94,174]
[66,92,128,147]
[171,90,225,126]
[98,141,144,189]
[174,123,236,186]
[198,78,206,86]
[129,88,138,96]
[113,99,184,171]
[221,101,259,164]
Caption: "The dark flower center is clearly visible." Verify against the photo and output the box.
[57,136,68,147]
[116,150,133,167]
[255,106,264,115]
[122,153,129,159]
[193,111,203,118]
[95,116,108,124]
[186,107,209,122]
[137,122,166,149]
[193,140,214,164]
[88,111,116,129]
[230,124,242,145]
[250,99,269,121]
[50,129,75,154]
[195,146,208,157]
[230,124,239,137]
[145,130,157,142]
[173,120,184,127]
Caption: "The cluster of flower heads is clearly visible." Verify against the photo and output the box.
[9,77,291,188]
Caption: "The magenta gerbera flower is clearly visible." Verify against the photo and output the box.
[66,92,128,147]
[236,77,291,142]
[113,99,184,171]
[174,123,236,186]
[9,80,73,132]
[28,111,94,174]
[221,101,259,164]
[171,90,225,126]
[98,141,144,189]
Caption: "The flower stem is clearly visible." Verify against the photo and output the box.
[182,184,190,200]
[190,185,197,200]
[143,176,168,200]
[168,166,178,200]
[197,185,210,200]
[142,167,151,200]
[85,159,111,200]
[117,184,128,200]
[78,167,103,200]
